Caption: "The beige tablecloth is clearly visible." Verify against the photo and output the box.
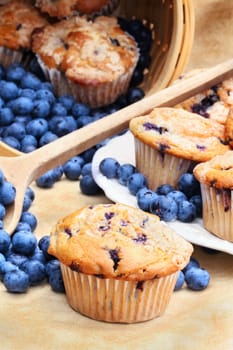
[1,1,233,349]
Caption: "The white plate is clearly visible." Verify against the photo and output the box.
[92,131,233,255]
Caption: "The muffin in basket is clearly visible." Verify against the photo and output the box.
[0,0,48,67]
[35,0,119,19]
[129,107,229,191]
[32,15,139,108]
[193,150,233,242]
[48,203,193,323]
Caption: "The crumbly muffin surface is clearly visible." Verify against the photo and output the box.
[32,15,138,85]
[0,0,48,50]
[35,0,117,18]
[129,107,229,162]
[193,150,233,189]
[49,203,193,281]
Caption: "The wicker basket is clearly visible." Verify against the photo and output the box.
[117,0,195,95]
[0,0,194,157]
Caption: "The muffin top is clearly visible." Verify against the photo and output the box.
[35,0,118,18]
[129,107,229,162]
[0,0,48,51]
[48,203,193,281]
[193,150,233,189]
[32,15,139,85]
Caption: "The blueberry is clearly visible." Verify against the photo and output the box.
[81,162,92,176]
[21,134,38,152]
[116,163,137,185]
[14,222,32,234]
[0,261,18,280]
[45,259,61,277]
[99,157,120,179]
[185,267,210,291]
[0,169,4,185]
[167,190,188,204]
[52,165,64,181]
[0,203,6,220]
[29,248,47,264]
[137,189,159,212]
[22,195,32,212]
[72,102,90,117]
[35,88,56,105]
[0,64,5,79]
[11,96,34,115]
[20,72,42,90]
[127,172,148,195]
[21,260,46,286]
[20,212,37,231]
[3,122,26,140]
[26,118,48,138]
[156,184,175,195]
[11,231,37,256]
[6,64,26,82]
[51,102,67,116]
[57,95,75,111]
[48,269,65,293]
[80,147,96,163]
[76,115,93,128]
[182,257,200,274]
[126,87,145,104]
[36,170,57,188]
[189,194,203,217]
[2,136,21,150]
[32,99,51,118]
[63,157,82,180]
[0,81,19,101]
[19,88,37,100]
[178,173,201,198]
[177,200,197,223]
[150,195,178,222]
[25,187,35,202]
[130,69,144,87]
[0,252,5,264]
[38,131,58,147]
[0,107,14,126]
[7,252,28,267]
[0,229,11,253]
[79,174,102,195]
[48,115,77,136]
[0,181,16,206]
[38,235,54,261]
[174,270,185,291]
[3,269,30,293]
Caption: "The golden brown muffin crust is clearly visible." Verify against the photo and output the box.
[0,0,48,51]
[129,107,229,162]
[193,150,233,189]
[32,15,138,85]
[48,204,193,281]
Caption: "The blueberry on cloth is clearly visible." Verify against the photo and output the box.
[182,257,200,274]
[19,212,37,232]
[3,269,30,293]
[36,169,58,188]
[11,231,37,256]
[45,259,61,277]
[0,180,16,206]
[149,195,177,222]
[63,157,82,180]
[174,270,185,291]
[0,261,18,281]
[116,163,137,186]
[81,162,92,176]
[79,174,102,196]
[99,157,120,179]
[21,260,46,286]
[177,200,197,223]
[0,229,11,253]
[185,267,210,291]
[48,269,65,293]
[127,173,148,196]
[38,235,54,261]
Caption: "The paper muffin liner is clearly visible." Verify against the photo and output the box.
[134,139,193,191]
[201,184,233,242]
[0,47,33,68]
[61,263,178,323]
[38,56,136,108]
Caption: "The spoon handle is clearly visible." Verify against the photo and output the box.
[22,58,233,180]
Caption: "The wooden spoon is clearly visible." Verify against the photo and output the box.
[1,58,233,235]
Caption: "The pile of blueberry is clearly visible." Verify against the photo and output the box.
[99,157,202,223]
[0,168,64,293]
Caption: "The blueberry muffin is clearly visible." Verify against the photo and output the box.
[35,0,119,18]
[32,15,139,107]
[48,203,193,323]
[129,107,229,191]
[0,0,48,67]
[193,150,233,242]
